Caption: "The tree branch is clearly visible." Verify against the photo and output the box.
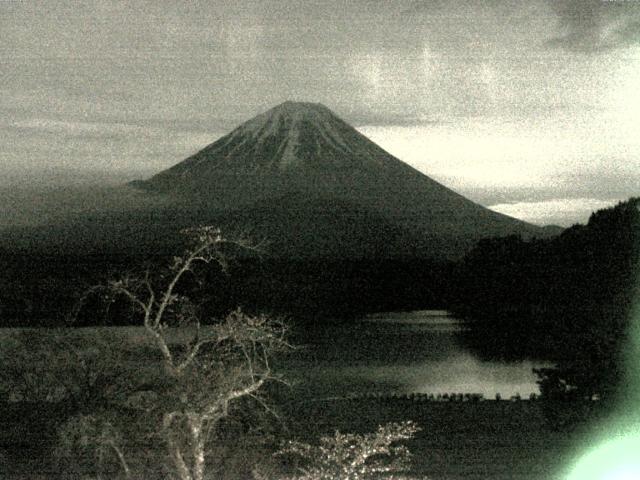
[108,440,132,479]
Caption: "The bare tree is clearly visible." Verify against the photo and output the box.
[70,226,288,480]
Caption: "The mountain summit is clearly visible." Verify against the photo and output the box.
[133,101,552,258]
[139,101,412,182]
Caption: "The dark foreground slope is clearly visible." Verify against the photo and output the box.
[1,396,584,480]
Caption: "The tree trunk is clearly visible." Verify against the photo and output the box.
[164,413,193,480]
[189,414,207,480]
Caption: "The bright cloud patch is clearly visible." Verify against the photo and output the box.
[488,198,621,227]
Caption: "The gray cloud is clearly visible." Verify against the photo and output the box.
[403,0,522,15]
[546,0,640,52]
[7,119,161,139]
[405,0,640,54]
[342,109,447,127]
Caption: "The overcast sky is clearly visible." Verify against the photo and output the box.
[1,0,639,225]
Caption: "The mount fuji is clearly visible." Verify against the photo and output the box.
[131,101,553,259]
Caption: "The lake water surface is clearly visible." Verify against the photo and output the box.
[281,310,551,399]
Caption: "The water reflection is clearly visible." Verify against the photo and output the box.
[281,310,551,398]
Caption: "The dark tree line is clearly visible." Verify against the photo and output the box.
[0,245,454,328]
[453,198,639,407]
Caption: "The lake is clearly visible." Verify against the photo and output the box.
[280,310,551,399]
[1,311,551,401]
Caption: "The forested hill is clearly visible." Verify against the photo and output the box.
[454,197,639,401]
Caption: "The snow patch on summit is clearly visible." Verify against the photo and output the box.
[227,101,360,168]
[279,122,301,169]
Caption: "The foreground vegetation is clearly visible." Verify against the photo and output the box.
[2,392,593,479]
[1,228,427,479]
[0,326,430,479]
[0,314,607,478]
